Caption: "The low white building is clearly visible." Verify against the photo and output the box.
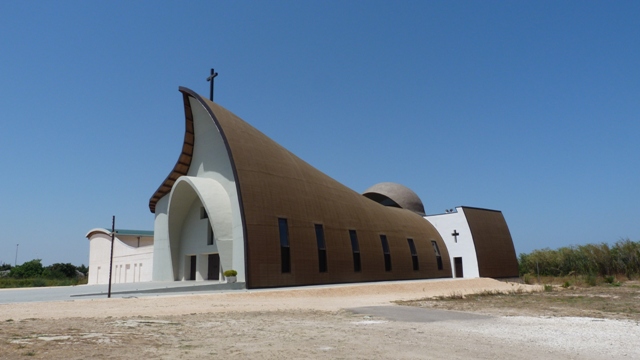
[85,229,154,285]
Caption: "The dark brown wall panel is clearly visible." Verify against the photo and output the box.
[463,207,519,278]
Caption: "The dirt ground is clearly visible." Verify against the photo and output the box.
[399,280,640,321]
[1,278,639,359]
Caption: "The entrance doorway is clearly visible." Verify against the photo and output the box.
[189,255,197,280]
[208,254,220,280]
[454,257,463,278]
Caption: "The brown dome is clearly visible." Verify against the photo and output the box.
[362,182,425,215]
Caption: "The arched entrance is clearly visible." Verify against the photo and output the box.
[167,176,234,281]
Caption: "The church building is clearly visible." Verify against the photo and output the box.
[87,86,519,288]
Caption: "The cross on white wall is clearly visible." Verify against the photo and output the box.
[452,230,460,243]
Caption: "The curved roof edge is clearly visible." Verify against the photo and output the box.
[149,87,244,213]
[148,89,196,213]
[85,228,154,239]
[85,228,110,239]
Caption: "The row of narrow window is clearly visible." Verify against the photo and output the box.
[278,218,444,274]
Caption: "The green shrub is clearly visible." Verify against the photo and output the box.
[562,281,571,288]
[544,284,553,292]
[43,263,78,279]
[76,264,89,276]
[223,270,237,277]
[10,259,44,279]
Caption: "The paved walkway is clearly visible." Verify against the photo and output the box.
[0,281,245,304]
[349,305,492,322]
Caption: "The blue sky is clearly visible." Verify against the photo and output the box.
[1,1,638,266]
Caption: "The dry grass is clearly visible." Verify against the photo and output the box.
[398,279,640,321]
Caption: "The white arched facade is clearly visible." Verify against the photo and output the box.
[152,96,245,283]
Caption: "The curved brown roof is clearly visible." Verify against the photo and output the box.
[149,92,195,213]
[150,88,451,288]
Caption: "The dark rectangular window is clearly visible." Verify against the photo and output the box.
[189,255,197,280]
[407,238,419,271]
[315,224,327,273]
[349,230,361,272]
[380,235,392,272]
[431,240,443,270]
[279,218,291,273]
[207,222,214,245]
[207,254,220,280]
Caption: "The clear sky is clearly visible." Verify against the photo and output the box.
[1,1,638,266]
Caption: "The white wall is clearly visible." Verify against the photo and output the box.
[152,195,173,281]
[424,207,479,278]
[186,97,245,282]
[87,231,154,285]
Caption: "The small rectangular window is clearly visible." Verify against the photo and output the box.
[279,218,291,273]
[349,230,361,272]
[431,240,443,270]
[315,224,327,273]
[207,222,214,245]
[407,238,419,271]
[380,235,392,272]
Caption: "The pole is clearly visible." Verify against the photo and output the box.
[107,216,115,298]
[14,244,18,266]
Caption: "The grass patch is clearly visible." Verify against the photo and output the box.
[518,274,631,287]
[0,278,87,289]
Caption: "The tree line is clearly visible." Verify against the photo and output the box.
[0,259,88,287]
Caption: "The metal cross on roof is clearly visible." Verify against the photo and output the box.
[206,68,219,101]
